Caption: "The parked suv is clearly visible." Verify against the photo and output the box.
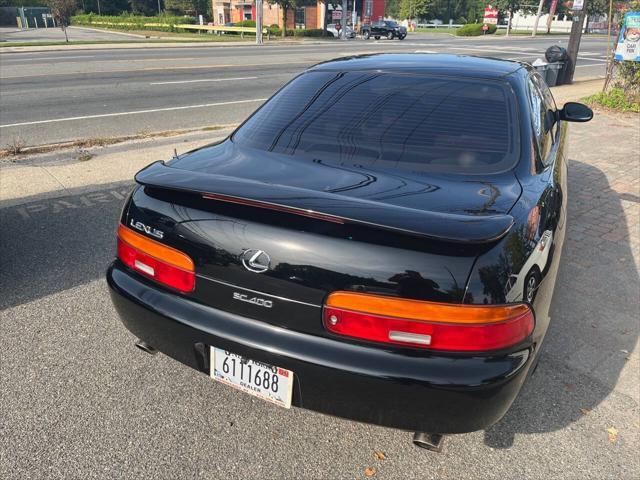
[362,20,407,40]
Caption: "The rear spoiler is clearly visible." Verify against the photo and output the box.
[136,161,514,244]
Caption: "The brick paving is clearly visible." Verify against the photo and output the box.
[566,111,640,260]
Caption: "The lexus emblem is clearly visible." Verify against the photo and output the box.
[241,249,271,273]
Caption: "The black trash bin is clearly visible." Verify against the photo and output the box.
[545,46,569,85]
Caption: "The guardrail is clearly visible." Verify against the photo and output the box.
[176,24,266,34]
[71,21,267,38]
[416,23,463,28]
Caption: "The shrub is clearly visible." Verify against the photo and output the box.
[455,17,467,25]
[71,13,196,31]
[455,23,496,36]
[234,20,256,27]
[585,87,640,113]
[292,28,328,37]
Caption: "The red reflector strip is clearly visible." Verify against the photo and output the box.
[117,236,195,293]
[323,306,534,352]
[202,192,345,224]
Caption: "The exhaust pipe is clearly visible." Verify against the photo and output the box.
[135,340,157,355]
[412,432,445,452]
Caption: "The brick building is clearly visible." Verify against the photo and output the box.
[212,0,385,30]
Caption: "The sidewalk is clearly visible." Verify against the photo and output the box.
[551,77,606,105]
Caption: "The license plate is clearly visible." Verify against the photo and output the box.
[210,347,294,409]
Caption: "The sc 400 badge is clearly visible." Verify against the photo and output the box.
[233,292,273,308]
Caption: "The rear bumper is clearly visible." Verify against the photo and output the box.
[107,261,534,434]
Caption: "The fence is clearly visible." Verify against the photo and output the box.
[1,6,54,28]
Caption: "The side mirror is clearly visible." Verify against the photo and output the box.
[559,102,593,122]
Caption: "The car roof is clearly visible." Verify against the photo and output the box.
[308,53,526,79]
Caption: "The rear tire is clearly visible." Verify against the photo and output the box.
[399,34,406,40]
[387,31,394,40]
[363,30,370,39]
[374,36,380,40]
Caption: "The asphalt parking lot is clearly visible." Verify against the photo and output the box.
[0,26,142,43]
[0,112,638,479]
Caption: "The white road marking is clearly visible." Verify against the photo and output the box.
[448,46,607,61]
[5,55,97,62]
[150,76,258,85]
[0,98,267,128]
[414,50,438,53]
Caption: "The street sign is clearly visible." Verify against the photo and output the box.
[483,6,499,25]
[572,0,584,10]
[482,24,489,31]
[332,10,342,21]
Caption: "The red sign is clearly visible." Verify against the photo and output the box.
[482,24,489,31]
[484,5,499,25]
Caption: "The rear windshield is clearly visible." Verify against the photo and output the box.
[232,71,519,174]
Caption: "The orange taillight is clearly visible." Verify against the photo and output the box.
[117,224,195,292]
[118,224,193,271]
[326,291,530,324]
[324,292,534,351]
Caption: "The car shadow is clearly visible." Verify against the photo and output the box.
[483,158,639,448]
[0,181,134,310]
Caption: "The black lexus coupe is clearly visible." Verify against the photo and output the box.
[107,54,593,449]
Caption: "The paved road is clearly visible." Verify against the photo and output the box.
[0,34,609,146]
[0,112,638,479]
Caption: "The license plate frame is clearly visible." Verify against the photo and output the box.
[210,347,294,409]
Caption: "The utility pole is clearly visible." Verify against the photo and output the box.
[157,0,161,15]
[531,0,545,37]
[256,0,263,44]
[546,0,559,34]
[97,0,101,15]
[565,0,589,84]
[341,0,348,39]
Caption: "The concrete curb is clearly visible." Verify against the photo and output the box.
[0,38,336,54]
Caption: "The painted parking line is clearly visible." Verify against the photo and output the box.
[150,76,258,85]
[0,98,267,128]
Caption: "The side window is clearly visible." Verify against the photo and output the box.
[527,76,553,164]
[532,73,558,139]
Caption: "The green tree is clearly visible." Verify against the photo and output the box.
[385,0,401,18]
[267,0,314,37]
[493,0,536,34]
[399,0,432,20]
[130,0,159,15]
[165,0,208,16]
[46,0,76,41]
